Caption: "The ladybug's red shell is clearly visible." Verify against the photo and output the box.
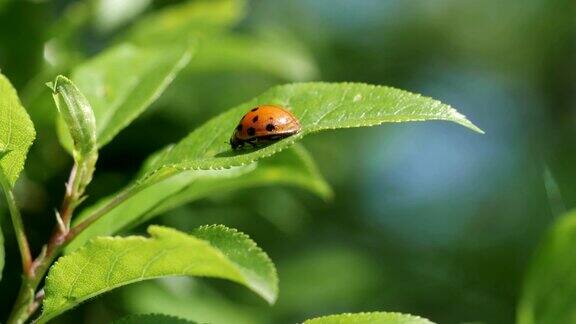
[230,105,301,150]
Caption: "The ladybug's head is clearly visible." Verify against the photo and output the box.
[230,135,242,150]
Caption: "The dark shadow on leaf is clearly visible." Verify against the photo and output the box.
[214,142,277,158]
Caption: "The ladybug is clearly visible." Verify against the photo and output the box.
[230,105,301,150]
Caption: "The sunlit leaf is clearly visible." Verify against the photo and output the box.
[69,43,192,148]
[66,146,330,252]
[141,82,482,187]
[39,225,277,323]
[0,73,36,188]
[67,82,479,252]
[303,312,435,324]
[518,209,576,324]
[0,72,35,290]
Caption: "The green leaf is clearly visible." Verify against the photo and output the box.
[114,314,195,324]
[141,82,482,186]
[67,82,478,251]
[303,312,435,324]
[0,149,7,281]
[192,224,277,298]
[124,0,246,45]
[66,146,330,252]
[48,75,96,160]
[0,72,35,298]
[48,76,99,197]
[0,73,36,188]
[39,225,277,323]
[69,43,192,148]
[517,209,576,324]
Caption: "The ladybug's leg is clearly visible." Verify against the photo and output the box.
[248,139,258,148]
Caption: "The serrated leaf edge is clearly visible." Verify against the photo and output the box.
[303,311,436,324]
[139,82,482,186]
[194,224,279,299]
[40,225,276,322]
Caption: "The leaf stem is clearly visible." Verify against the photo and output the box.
[0,171,32,275]
[60,163,78,227]
[65,184,139,242]
[7,177,141,324]
[7,160,94,324]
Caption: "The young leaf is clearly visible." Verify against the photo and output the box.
[0,73,36,188]
[66,146,330,252]
[48,75,96,161]
[48,75,98,197]
[69,43,192,148]
[517,209,576,324]
[142,82,482,186]
[39,225,277,323]
[123,0,246,45]
[303,312,435,324]
[114,314,195,324]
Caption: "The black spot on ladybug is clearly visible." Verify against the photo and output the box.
[252,116,259,123]
[236,124,242,131]
[247,127,256,136]
[266,124,275,131]
[251,107,259,112]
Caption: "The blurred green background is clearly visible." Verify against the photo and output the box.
[1,0,575,323]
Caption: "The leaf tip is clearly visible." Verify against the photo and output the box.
[451,110,484,134]
[465,121,485,134]
[45,81,55,92]
[47,75,72,93]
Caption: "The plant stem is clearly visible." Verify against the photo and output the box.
[66,185,137,241]
[6,172,139,324]
[7,161,88,324]
[7,281,36,324]
[8,231,65,324]
[0,172,32,275]
[60,163,78,228]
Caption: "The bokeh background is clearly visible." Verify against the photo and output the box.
[1,0,575,323]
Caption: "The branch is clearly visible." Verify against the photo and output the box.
[65,185,139,242]
[0,171,32,274]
